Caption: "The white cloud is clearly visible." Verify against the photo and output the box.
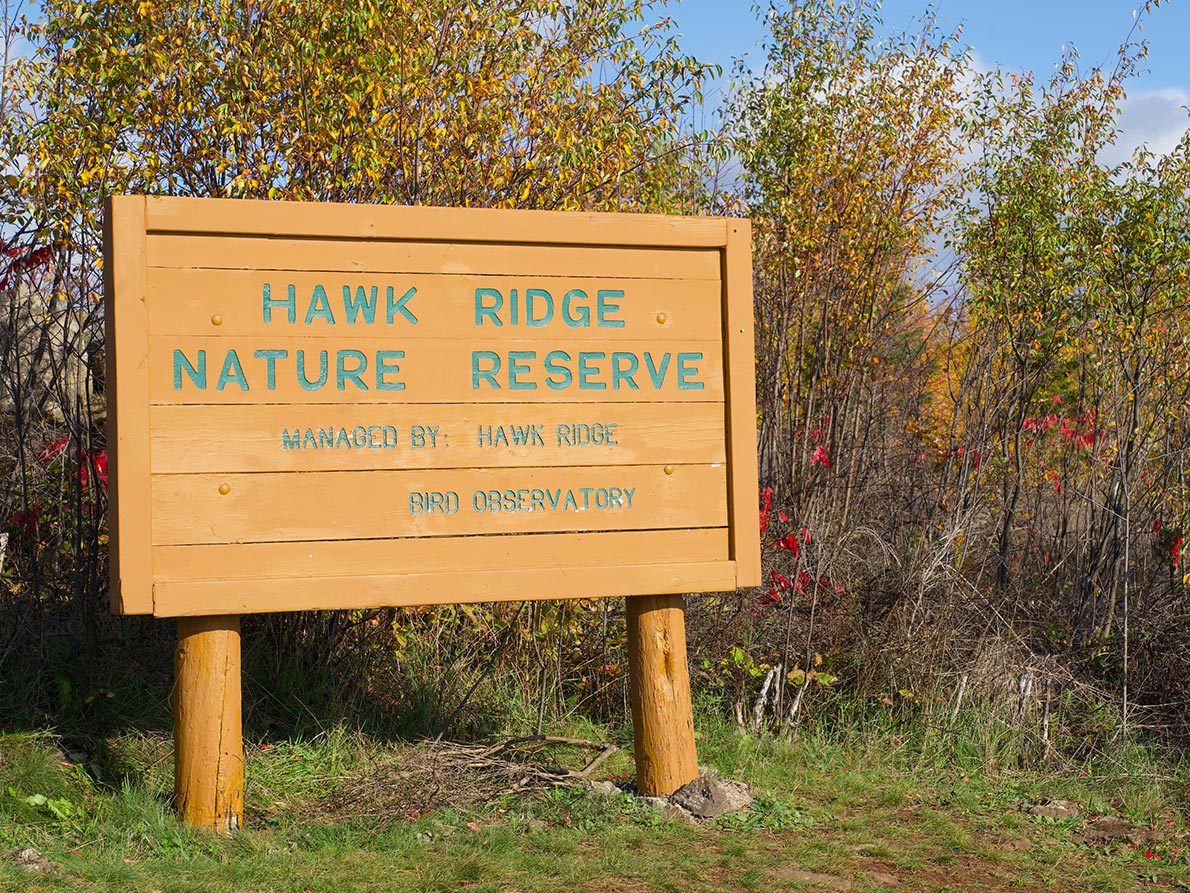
[1101,86,1190,165]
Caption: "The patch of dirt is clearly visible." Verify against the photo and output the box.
[769,865,852,890]
[9,847,60,875]
[864,868,900,888]
[888,852,1039,893]
[1074,816,1141,846]
[581,879,655,893]
[590,819,1177,893]
[1028,799,1081,819]
[1071,815,1177,852]
[989,834,1033,852]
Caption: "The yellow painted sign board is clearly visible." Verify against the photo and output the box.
[103,196,759,617]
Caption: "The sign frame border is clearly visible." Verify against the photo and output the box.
[104,196,760,616]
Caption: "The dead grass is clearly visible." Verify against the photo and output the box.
[317,736,617,821]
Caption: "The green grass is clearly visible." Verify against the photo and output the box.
[0,711,1186,892]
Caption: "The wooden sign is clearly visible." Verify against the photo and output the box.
[104,196,759,618]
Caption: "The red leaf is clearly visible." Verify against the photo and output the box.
[38,435,69,464]
[92,450,108,486]
[759,487,774,535]
[774,533,799,557]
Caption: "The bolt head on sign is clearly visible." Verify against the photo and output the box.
[103,196,759,617]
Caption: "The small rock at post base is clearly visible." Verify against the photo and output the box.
[660,801,699,824]
[669,771,752,820]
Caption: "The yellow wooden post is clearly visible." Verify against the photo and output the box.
[173,615,244,832]
[626,593,699,796]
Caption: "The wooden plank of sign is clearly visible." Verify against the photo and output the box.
[723,221,762,588]
[149,402,726,473]
[150,463,728,546]
[143,196,731,249]
[105,197,758,616]
[152,528,729,582]
[147,336,725,404]
[103,195,154,615]
[145,269,723,341]
[152,560,739,617]
[146,235,722,281]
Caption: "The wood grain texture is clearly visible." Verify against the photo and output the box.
[147,235,721,280]
[723,221,762,587]
[104,195,154,614]
[153,561,737,617]
[150,463,728,546]
[148,336,724,404]
[149,402,726,473]
[105,196,758,616]
[626,593,699,796]
[145,269,722,340]
[153,529,729,581]
[173,615,243,832]
[144,196,731,248]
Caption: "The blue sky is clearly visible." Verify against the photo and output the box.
[671,0,1190,160]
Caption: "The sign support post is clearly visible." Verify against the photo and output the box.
[173,615,244,832]
[626,593,699,796]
